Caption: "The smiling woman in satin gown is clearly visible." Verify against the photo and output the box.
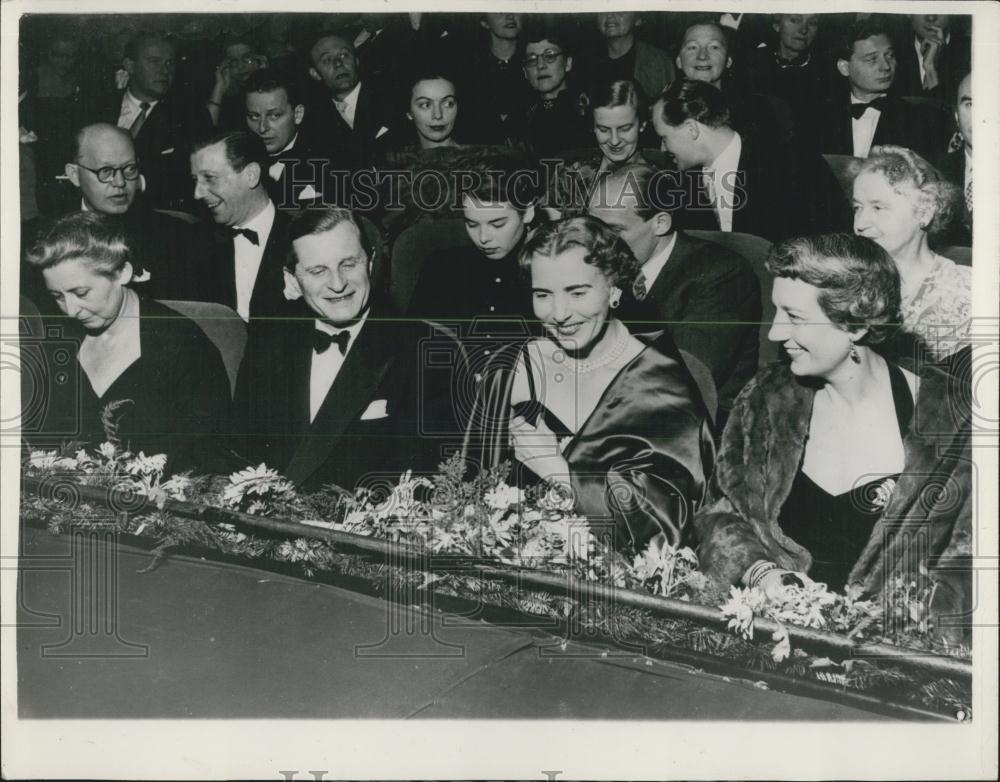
[464,215,715,553]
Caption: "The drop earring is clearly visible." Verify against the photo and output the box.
[849,342,861,363]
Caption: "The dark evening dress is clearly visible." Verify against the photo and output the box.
[776,362,914,591]
[465,330,715,551]
[28,297,231,475]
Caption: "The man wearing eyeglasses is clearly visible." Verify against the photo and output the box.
[521,24,591,156]
[305,32,397,170]
[51,122,211,302]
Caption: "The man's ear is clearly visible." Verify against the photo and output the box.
[65,163,81,188]
[282,268,303,300]
[652,211,672,236]
[686,118,701,139]
[836,58,850,78]
[726,55,733,70]
[123,56,135,77]
[308,66,321,83]
[565,55,573,73]
[523,203,536,224]
[244,161,262,188]
[118,261,134,287]
[293,104,305,126]
[675,54,683,71]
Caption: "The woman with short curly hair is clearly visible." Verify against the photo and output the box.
[692,233,971,641]
[464,215,715,552]
[853,145,971,362]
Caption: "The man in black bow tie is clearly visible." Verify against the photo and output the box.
[189,130,294,321]
[816,17,947,160]
[233,207,461,492]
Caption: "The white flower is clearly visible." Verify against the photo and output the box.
[871,477,897,510]
[770,625,792,663]
[223,463,296,509]
[28,450,76,470]
[97,441,119,461]
[126,452,168,478]
[484,483,521,510]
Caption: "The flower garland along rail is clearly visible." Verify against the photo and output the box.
[22,441,971,719]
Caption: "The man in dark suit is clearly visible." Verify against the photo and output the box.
[233,208,458,492]
[58,122,211,302]
[651,78,851,241]
[189,131,294,322]
[934,71,972,245]
[304,32,398,170]
[892,14,971,105]
[816,17,948,160]
[581,12,675,103]
[87,32,212,211]
[244,69,329,213]
[587,162,760,425]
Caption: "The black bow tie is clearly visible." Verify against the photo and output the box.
[851,97,888,119]
[230,227,259,245]
[313,328,351,356]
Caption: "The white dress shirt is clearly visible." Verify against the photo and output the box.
[850,94,884,158]
[233,200,276,322]
[117,91,159,130]
[639,232,678,292]
[309,313,368,423]
[333,82,361,130]
[706,132,742,233]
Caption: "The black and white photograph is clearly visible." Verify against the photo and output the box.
[1,0,997,779]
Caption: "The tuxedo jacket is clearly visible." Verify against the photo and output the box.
[815,92,948,161]
[677,132,852,242]
[185,206,296,321]
[265,140,333,213]
[303,81,398,171]
[932,148,972,246]
[616,230,761,417]
[232,307,460,492]
[87,89,212,211]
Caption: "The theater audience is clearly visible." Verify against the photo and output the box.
[233,208,457,491]
[244,68,326,212]
[60,123,210,300]
[306,32,399,169]
[652,79,850,240]
[521,23,592,156]
[892,14,971,103]
[189,131,294,322]
[746,15,831,122]
[24,211,230,475]
[464,216,714,552]
[817,17,948,160]
[588,163,761,426]
[934,72,972,244]
[692,234,971,640]
[853,145,970,363]
[402,70,461,150]
[87,32,212,211]
[581,13,675,103]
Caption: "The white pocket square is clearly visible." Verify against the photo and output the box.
[132,269,152,283]
[298,184,319,200]
[160,147,175,155]
[360,399,388,420]
[375,126,389,139]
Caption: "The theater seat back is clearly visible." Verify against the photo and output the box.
[822,154,864,202]
[687,230,777,367]
[158,300,246,397]
[390,218,470,315]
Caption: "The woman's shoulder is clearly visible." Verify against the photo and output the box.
[931,255,972,291]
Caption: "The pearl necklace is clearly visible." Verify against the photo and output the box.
[553,321,631,374]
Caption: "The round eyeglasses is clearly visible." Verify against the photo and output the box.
[523,50,563,69]
[76,163,140,183]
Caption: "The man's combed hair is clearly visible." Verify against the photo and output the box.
[837,15,894,61]
[285,207,374,271]
[244,67,302,106]
[192,130,269,174]
[861,145,962,237]
[518,215,641,289]
[25,211,132,276]
[766,233,901,345]
[656,78,732,129]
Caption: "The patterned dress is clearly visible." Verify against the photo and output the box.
[899,255,972,362]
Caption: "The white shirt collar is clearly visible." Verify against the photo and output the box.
[335,81,362,109]
[314,309,369,352]
[640,232,678,289]
[707,131,741,175]
[235,198,275,235]
[124,90,159,112]
[850,92,887,104]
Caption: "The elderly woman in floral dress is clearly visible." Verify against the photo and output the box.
[853,145,971,365]
[693,234,971,641]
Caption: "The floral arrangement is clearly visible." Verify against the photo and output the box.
[21,440,971,718]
